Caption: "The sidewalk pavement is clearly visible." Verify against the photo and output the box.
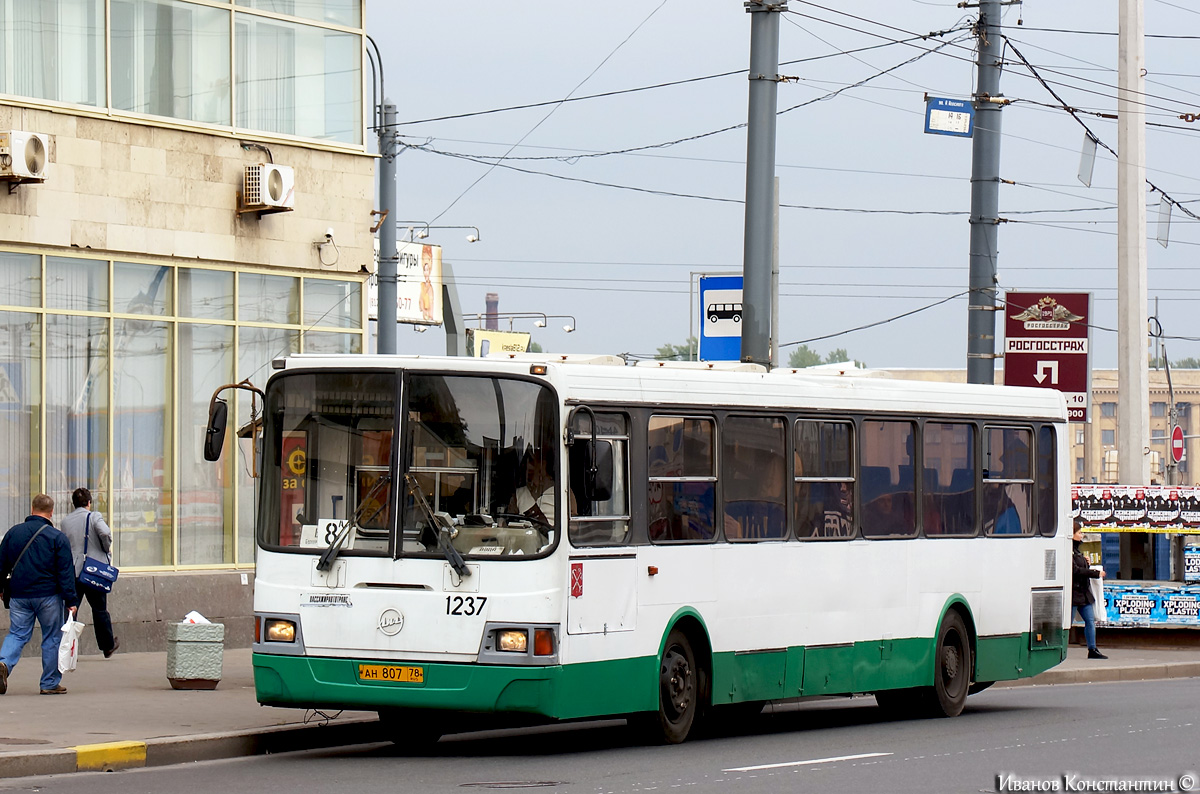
[1,644,1199,779]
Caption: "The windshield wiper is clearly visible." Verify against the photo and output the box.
[405,473,470,578]
[316,473,392,572]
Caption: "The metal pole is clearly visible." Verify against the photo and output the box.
[772,176,780,368]
[1117,0,1150,579]
[441,260,466,357]
[377,101,399,355]
[966,0,1004,385]
[741,0,784,368]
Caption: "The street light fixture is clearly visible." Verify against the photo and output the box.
[464,312,576,332]
[395,222,481,243]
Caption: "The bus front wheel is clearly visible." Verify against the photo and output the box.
[930,611,971,717]
[655,628,700,743]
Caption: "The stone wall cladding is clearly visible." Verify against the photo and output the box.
[0,571,256,657]
[0,106,375,275]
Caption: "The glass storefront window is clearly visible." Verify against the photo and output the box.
[178,268,234,320]
[179,324,234,564]
[0,252,41,307]
[115,262,173,315]
[303,331,361,354]
[240,273,299,324]
[0,0,105,106]
[46,256,108,312]
[45,314,108,519]
[111,0,231,125]
[235,13,362,144]
[239,0,360,27]
[304,278,360,328]
[0,312,42,521]
[0,255,365,569]
[112,319,172,567]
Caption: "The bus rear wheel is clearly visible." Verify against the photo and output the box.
[930,611,971,717]
[655,628,700,743]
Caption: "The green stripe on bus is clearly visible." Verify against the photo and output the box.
[253,631,1062,719]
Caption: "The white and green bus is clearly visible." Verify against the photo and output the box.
[220,353,1070,744]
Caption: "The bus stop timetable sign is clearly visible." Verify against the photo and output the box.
[924,96,974,137]
[1003,292,1092,423]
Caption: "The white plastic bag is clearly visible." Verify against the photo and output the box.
[58,615,85,673]
[1090,567,1108,623]
[182,610,211,624]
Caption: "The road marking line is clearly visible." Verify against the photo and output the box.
[74,740,147,772]
[724,751,892,772]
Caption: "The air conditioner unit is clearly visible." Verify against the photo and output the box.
[241,163,294,213]
[0,130,49,181]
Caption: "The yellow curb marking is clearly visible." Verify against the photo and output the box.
[74,741,147,772]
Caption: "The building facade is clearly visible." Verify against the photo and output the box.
[1,1,374,649]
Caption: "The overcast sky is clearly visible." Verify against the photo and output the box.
[366,0,1200,371]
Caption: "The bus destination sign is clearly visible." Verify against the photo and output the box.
[1003,292,1092,423]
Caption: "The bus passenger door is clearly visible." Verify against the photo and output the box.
[566,554,637,635]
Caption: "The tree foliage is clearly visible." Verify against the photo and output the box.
[655,337,698,361]
[787,345,856,368]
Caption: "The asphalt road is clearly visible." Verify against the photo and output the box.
[5,678,1199,794]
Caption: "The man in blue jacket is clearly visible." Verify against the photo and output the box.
[0,494,79,695]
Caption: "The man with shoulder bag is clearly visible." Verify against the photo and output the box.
[0,494,78,695]
[60,488,119,659]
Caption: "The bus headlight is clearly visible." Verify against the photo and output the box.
[496,629,528,653]
[265,619,297,643]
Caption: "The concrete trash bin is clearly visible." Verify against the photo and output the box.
[166,622,225,690]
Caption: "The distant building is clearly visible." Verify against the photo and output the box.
[883,368,1200,485]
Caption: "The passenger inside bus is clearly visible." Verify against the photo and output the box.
[508,447,556,523]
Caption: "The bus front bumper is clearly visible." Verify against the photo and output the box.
[253,652,563,717]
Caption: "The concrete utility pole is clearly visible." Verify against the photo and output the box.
[1117,0,1150,487]
[377,101,399,355]
[1117,0,1151,579]
[965,0,1005,385]
[741,0,785,368]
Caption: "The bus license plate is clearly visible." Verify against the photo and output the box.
[357,664,424,683]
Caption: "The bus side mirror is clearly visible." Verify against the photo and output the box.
[203,398,228,461]
[588,441,614,502]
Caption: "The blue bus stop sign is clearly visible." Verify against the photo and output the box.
[698,275,742,362]
[924,96,974,138]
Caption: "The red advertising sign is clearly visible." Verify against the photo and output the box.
[1003,292,1091,422]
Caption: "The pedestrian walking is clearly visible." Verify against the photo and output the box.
[1072,525,1108,660]
[59,488,119,659]
[0,494,78,695]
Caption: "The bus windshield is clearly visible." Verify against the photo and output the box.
[257,370,559,560]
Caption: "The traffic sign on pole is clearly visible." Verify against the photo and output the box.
[1003,292,1092,422]
[1171,425,1185,464]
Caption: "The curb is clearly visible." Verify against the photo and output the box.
[995,661,1200,688]
[0,717,379,780]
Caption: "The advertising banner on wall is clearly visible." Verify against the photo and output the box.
[1091,582,1200,627]
[466,329,531,357]
[367,242,443,325]
[1072,484,1200,533]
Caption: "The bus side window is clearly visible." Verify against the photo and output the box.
[569,411,631,546]
[983,426,1033,536]
[860,420,917,538]
[647,415,716,543]
[923,422,976,537]
[723,416,786,541]
[794,419,854,539]
[1036,425,1057,537]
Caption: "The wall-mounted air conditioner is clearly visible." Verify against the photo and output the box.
[0,130,49,182]
[240,163,294,214]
